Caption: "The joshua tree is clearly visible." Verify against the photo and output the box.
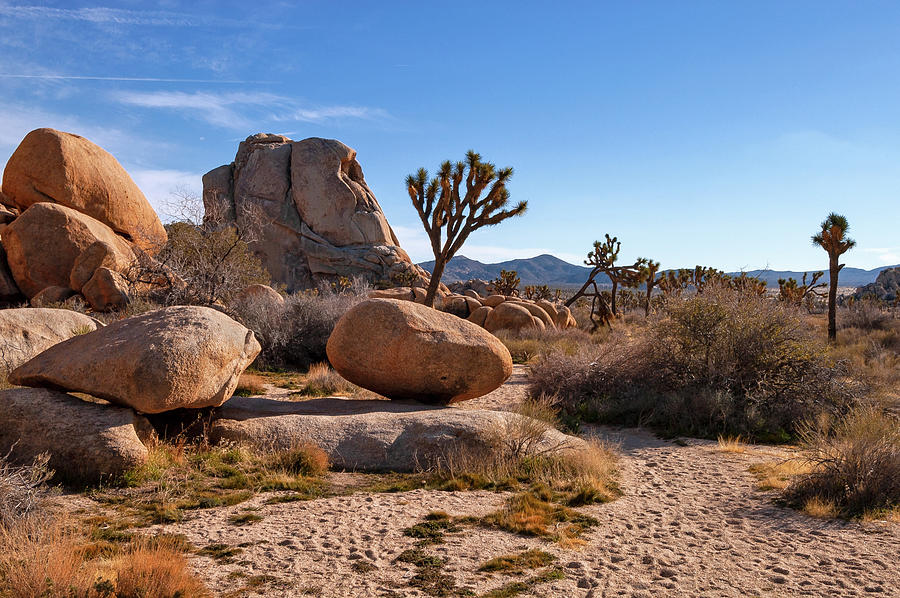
[777,271,826,309]
[407,151,527,307]
[491,269,521,296]
[812,213,856,341]
[637,258,661,316]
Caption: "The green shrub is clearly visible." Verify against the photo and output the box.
[530,284,859,440]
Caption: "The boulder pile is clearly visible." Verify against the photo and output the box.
[0,128,170,311]
[369,287,577,335]
[1,306,260,481]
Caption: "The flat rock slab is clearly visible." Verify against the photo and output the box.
[0,388,150,484]
[209,396,584,472]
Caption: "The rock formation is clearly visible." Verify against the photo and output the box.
[1,128,166,252]
[203,134,428,292]
[327,298,513,404]
[2,202,136,298]
[210,396,584,472]
[10,306,261,414]
[854,267,900,302]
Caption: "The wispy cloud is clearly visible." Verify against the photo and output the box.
[0,5,241,28]
[0,74,272,84]
[112,90,388,129]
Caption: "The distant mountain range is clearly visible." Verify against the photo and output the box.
[417,254,899,289]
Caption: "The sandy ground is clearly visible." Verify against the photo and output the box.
[146,366,898,597]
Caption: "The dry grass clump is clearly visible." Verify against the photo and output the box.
[749,459,813,491]
[98,438,329,525]
[478,549,555,573]
[481,486,599,545]
[831,319,900,405]
[233,372,268,397]
[530,284,860,441]
[298,362,367,397]
[0,519,209,598]
[230,285,366,369]
[717,435,747,453]
[495,328,595,364]
[783,408,899,519]
[433,396,620,505]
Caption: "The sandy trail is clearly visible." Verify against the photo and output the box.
[153,366,898,597]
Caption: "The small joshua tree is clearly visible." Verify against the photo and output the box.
[812,213,856,341]
[491,269,521,296]
[407,151,527,307]
[778,271,825,309]
[637,258,661,316]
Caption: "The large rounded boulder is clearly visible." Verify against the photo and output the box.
[9,306,261,414]
[1,202,135,298]
[326,298,513,405]
[0,307,102,376]
[1,128,166,252]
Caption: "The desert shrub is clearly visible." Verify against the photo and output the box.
[151,220,269,306]
[230,286,366,369]
[531,284,859,440]
[784,408,899,518]
[841,299,892,331]
[0,452,53,529]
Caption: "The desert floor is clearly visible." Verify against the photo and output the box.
[132,366,900,597]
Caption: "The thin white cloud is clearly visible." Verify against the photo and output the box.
[112,90,388,129]
[0,74,272,83]
[0,5,234,27]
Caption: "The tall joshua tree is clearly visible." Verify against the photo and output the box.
[812,213,856,341]
[407,151,527,307]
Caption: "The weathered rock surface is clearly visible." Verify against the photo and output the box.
[327,299,512,404]
[209,396,584,472]
[234,283,284,306]
[0,246,22,302]
[9,306,261,414]
[484,301,541,333]
[0,307,101,376]
[1,202,135,298]
[203,134,428,291]
[82,267,129,311]
[1,128,166,252]
[854,267,900,302]
[30,285,75,306]
[0,388,149,484]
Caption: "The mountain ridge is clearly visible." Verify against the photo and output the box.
[417,254,897,288]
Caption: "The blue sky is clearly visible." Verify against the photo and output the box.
[1,1,898,271]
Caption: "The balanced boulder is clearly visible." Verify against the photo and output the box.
[327,299,512,404]
[0,388,150,484]
[1,202,135,298]
[9,306,261,414]
[0,307,101,376]
[1,128,166,252]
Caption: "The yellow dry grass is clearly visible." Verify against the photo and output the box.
[749,459,814,491]
[717,435,747,453]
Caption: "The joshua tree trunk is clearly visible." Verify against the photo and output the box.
[610,279,618,315]
[827,255,839,341]
[424,257,446,307]
[645,285,652,316]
